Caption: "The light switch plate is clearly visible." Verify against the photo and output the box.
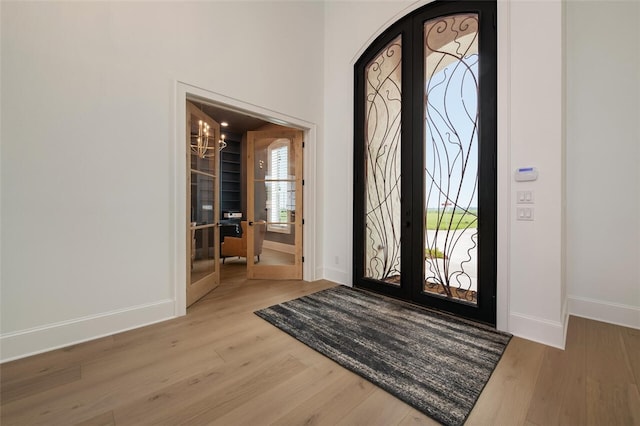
[516,207,534,221]
[516,190,534,204]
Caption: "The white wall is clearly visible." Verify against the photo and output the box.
[505,0,566,347]
[566,0,640,329]
[323,0,568,347]
[0,1,324,361]
[322,0,413,284]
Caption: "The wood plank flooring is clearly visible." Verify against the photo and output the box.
[1,263,639,425]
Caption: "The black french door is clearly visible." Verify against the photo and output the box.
[353,0,497,325]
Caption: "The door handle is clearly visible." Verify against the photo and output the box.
[248,221,254,226]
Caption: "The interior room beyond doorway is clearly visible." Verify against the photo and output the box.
[188,99,302,285]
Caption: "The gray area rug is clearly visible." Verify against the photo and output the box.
[255,285,511,426]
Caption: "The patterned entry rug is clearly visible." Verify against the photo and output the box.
[255,285,511,426]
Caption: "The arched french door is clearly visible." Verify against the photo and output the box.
[354,0,497,324]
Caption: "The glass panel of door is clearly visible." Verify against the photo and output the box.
[250,137,297,267]
[189,124,217,286]
[423,14,479,305]
[363,35,403,286]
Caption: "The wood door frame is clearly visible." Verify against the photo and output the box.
[174,82,318,315]
[186,101,221,307]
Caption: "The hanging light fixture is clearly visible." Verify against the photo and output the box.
[219,133,227,151]
[191,120,227,158]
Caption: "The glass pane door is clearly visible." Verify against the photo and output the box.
[246,129,303,280]
[186,101,220,307]
[190,171,216,283]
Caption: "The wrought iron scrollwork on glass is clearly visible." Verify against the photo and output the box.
[424,14,479,303]
[364,36,402,285]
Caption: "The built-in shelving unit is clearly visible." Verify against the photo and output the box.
[220,135,242,218]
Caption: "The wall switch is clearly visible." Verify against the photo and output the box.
[516,190,534,204]
[516,207,534,221]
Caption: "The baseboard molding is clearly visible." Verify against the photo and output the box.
[263,240,295,254]
[509,312,567,349]
[568,295,640,330]
[561,297,570,345]
[0,299,175,363]
[321,267,350,286]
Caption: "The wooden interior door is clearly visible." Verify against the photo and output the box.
[186,101,221,306]
[246,129,303,280]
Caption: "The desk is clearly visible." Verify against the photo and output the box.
[220,220,241,258]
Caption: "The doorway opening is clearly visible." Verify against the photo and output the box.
[179,87,312,310]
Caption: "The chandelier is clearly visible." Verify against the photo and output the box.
[191,120,227,159]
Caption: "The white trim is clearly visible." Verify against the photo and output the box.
[263,240,295,255]
[569,296,640,330]
[173,85,187,317]
[315,266,325,281]
[303,124,318,281]
[322,267,351,286]
[496,0,511,333]
[174,81,318,313]
[0,300,175,363]
[562,296,570,345]
[509,311,566,349]
[266,224,291,234]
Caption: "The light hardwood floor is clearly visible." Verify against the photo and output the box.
[1,264,639,425]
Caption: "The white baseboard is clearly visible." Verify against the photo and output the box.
[568,295,640,330]
[321,266,350,285]
[509,311,567,349]
[561,297,570,345]
[0,299,175,363]
[263,240,295,254]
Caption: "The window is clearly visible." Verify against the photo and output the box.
[267,138,293,233]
